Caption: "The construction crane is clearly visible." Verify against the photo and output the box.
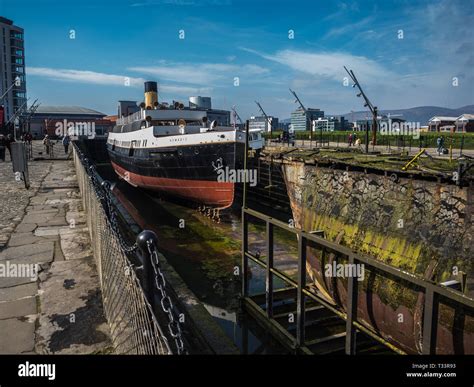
[255,101,274,140]
[344,66,378,152]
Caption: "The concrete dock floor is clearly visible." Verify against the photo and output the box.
[0,156,112,354]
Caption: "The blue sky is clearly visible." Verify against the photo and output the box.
[1,0,473,118]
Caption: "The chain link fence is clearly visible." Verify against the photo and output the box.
[73,143,175,355]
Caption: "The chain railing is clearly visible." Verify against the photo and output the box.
[73,142,185,354]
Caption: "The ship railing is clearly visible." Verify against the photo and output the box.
[117,110,144,125]
[72,142,186,355]
[241,206,474,355]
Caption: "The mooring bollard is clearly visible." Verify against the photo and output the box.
[136,230,159,309]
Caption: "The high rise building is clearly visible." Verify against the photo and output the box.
[290,108,324,131]
[249,115,279,132]
[0,17,26,123]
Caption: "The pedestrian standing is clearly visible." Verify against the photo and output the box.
[348,133,353,146]
[436,136,445,155]
[62,135,71,154]
[43,134,51,155]
[5,134,15,158]
[25,132,32,144]
[0,134,6,161]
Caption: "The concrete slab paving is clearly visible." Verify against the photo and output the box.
[0,297,37,319]
[14,223,38,233]
[0,159,111,354]
[0,276,38,288]
[0,318,36,353]
[0,283,38,302]
[60,229,93,260]
[35,257,111,354]
[0,242,55,264]
[7,232,57,247]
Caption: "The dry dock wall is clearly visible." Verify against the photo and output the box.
[282,160,473,354]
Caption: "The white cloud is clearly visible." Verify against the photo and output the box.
[240,47,392,85]
[323,16,373,39]
[128,62,269,85]
[26,67,211,96]
[27,67,146,87]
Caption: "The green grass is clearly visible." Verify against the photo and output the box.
[264,130,474,150]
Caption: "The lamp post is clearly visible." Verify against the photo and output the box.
[344,66,378,153]
[289,89,312,147]
[1,76,23,138]
[0,76,21,101]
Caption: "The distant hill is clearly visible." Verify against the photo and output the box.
[337,105,474,125]
[279,105,474,126]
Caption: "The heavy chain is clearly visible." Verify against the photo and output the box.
[75,144,183,353]
[146,240,185,354]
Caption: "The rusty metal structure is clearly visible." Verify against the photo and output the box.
[241,207,474,354]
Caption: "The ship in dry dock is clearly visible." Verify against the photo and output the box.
[107,81,262,209]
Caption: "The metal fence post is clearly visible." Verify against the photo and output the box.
[136,230,158,310]
[345,254,358,355]
[296,232,306,347]
[422,287,438,355]
[266,221,274,318]
[242,209,249,298]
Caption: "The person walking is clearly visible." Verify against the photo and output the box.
[62,135,71,154]
[348,133,353,147]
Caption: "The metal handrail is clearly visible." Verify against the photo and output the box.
[242,206,474,355]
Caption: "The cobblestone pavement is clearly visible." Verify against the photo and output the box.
[0,159,53,248]
[0,158,111,354]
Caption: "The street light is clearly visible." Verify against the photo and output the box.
[344,66,378,153]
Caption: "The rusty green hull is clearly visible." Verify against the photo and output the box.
[281,159,474,354]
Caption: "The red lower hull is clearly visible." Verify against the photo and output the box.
[111,161,235,208]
